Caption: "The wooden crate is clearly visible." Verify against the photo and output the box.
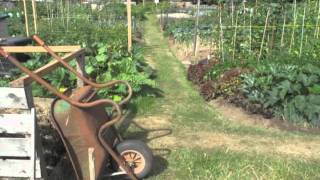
[0,87,46,179]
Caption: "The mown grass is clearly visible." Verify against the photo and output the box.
[126,13,320,179]
[135,14,320,140]
[149,148,320,180]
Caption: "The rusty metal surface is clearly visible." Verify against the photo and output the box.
[0,36,138,180]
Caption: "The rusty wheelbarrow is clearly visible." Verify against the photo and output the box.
[0,35,153,180]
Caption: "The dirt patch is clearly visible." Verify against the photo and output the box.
[133,116,176,148]
[131,116,320,160]
[179,131,320,160]
[168,37,216,67]
[210,97,320,134]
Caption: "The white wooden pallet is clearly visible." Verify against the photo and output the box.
[0,87,46,180]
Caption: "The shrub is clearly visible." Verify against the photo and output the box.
[241,63,320,126]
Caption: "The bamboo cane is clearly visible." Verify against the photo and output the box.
[219,4,225,62]
[231,0,234,26]
[281,11,286,47]
[31,0,38,34]
[315,0,320,38]
[127,0,132,52]
[193,0,201,56]
[258,9,270,62]
[232,11,239,61]
[299,6,306,57]
[289,0,297,52]
[66,0,70,32]
[249,9,252,53]
[22,0,29,36]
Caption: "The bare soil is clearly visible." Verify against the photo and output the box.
[168,37,215,67]
[132,116,320,160]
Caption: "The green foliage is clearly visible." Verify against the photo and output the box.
[87,43,155,98]
[241,63,320,126]
[0,3,155,98]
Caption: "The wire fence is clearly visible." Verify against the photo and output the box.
[160,1,320,62]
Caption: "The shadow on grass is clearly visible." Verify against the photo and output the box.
[117,97,172,178]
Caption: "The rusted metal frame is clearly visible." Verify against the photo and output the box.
[1,46,81,53]
[0,49,137,180]
[32,35,133,106]
[0,48,122,109]
[10,49,85,87]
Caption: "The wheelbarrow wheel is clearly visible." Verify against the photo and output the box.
[116,140,153,179]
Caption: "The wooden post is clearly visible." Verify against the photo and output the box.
[31,0,38,34]
[219,4,225,62]
[232,11,238,61]
[193,0,200,56]
[88,148,95,180]
[76,54,86,87]
[127,0,132,53]
[249,9,252,52]
[22,0,29,36]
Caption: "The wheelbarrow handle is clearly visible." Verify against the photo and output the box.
[32,35,133,106]
[0,47,122,110]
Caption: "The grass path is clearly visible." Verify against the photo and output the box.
[124,14,320,179]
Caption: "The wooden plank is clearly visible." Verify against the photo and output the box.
[76,54,86,87]
[0,138,31,157]
[88,148,95,180]
[0,159,41,178]
[10,48,85,87]
[30,108,36,180]
[1,46,81,53]
[0,113,32,134]
[0,87,30,109]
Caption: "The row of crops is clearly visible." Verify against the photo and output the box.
[0,1,155,100]
[163,1,320,127]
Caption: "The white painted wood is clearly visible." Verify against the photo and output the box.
[0,138,31,157]
[0,159,41,178]
[0,113,32,134]
[30,108,36,180]
[88,147,95,180]
[0,87,31,109]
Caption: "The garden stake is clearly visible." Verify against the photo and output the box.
[289,0,297,53]
[232,11,239,61]
[22,0,29,36]
[193,0,201,57]
[31,0,38,34]
[219,4,225,62]
[315,0,320,38]
[249,9,252,53]
[281,11,286,47]
[231,0,234,26]
[258,8,270,62]
[299,6,306,57]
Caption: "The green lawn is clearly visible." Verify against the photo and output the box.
[123,14,320,180]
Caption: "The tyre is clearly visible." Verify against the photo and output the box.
[115,140,153,179]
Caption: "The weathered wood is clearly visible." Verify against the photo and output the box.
[0,159,41,178]
[30,108,36,180]
[0,113,32,134]
[0,138,31,157]
[1,46,81,53]
[0,87,32,109]
[88,148,95,180]
[10,48,85,87]
[76,53,86,87]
